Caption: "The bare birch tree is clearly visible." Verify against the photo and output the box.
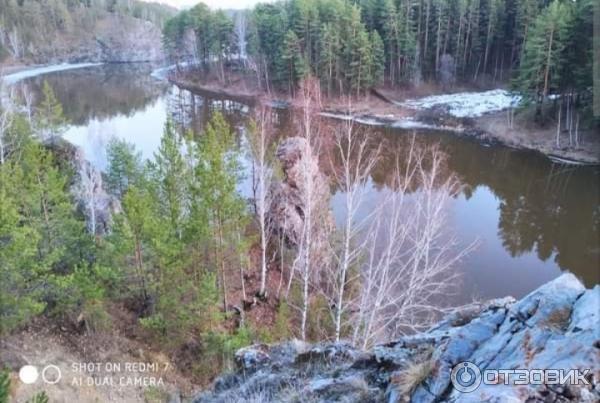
[299,79,318,340]
[0,107,11,165]
[248,107,274,297]
[351,138,476,349]
[0,78,15,165]
[326,108,380,342]
[75,155,103,236]
[19,83,35,123]
[294,77,327,340]
[8,29,22,59]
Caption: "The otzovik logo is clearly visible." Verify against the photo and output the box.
[450,362,592,393]
[451,361,481,393]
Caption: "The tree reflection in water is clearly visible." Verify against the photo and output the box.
[20,64,598,303]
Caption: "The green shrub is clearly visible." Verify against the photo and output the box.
[27,391,49,403]
[0,369,10,403]
[139,314,168,337]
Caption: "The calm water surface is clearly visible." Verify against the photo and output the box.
[19,64,600,304]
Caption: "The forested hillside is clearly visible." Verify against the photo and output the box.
[164,0,595,123]
[0,0,176,64]
[0,82,255,385]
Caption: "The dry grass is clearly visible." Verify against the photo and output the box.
[391,359,434,399]
[543,307,572,331]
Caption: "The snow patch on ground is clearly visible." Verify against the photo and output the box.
[320,112,462,132]
[150,64,176,80]
[2,63,103,85]
[399,89,521,118]
[320,112,386,126]
[547,155,590,166]
[267,100,291,109]
[150,61,198,81]
[391,118,450,131]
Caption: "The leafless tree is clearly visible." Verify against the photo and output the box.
[8,29,22,58]
[0,78,15,165]
[439,54,456,89]
[0,107,11,165]
[299,78,318,340]
[19,83,35,123]
[235,11,248,64]
[248,107,274,297]
[325,104,380,343]
[351,138,477,349]
[556,99,562,148]
[289,77,327,340]
[75,155,103,236]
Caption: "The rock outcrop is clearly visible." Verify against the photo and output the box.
[49,140,119,235]
[27,15,164,64]
[194,273,599,402]
[268,137,334,252]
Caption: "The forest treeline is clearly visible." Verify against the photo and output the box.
[0,0,175,62]
[164,0,595,121]
[1,75,468,384]
[0,81,259,379]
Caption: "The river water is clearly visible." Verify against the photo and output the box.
[12,63,599,304]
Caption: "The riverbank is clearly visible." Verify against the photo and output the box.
[168,71,600,165]
[1,63,105,85]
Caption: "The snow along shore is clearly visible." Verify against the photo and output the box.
[319,112,462,132]
[1,63,103,85]
[399,89,522,118]
[150,61,199,81]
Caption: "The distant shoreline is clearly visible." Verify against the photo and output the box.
[1,63,104,85]
[169,72,600,166]
[2,63,596,165]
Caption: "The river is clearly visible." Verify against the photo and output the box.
[10,63,599,305]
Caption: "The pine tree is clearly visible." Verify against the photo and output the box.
[0,161,45,333]
[121,185,156,300]
[152,120,186,242]
[319,22,340,97]
[343,5,373,95]
[36,81,67,141]
[211,10,235,82]
[370,30,385,86]
[282,29,308,96]
[1,114,90,331]
[516,0,572,116]
[379,0,399,84]
[191,112,247,312]
[105,138,143,198]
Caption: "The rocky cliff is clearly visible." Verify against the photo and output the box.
[269,136,334,253]
[194,273,599,402]
[31,15,164,64]
[0,0,173,65]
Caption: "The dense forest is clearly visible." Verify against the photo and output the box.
[164,0,595,123]
[0,0,175,62]
[0,76,467,387]
[0,82,257,380]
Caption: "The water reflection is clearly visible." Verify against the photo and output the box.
[167,86,251,135]
[20,64,598,303]
[364,130,599,290]
[22,63,168,125]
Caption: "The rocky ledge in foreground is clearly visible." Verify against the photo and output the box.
[194,273,599,402]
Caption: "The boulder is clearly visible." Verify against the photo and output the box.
[193,274,599,402]
[268,136,334,257]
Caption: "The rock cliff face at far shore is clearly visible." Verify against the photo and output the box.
[14,15,164,65]
[194,273,599,402]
